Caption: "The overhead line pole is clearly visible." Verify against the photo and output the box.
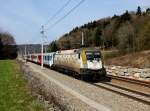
[25,45,27,56]
[41,25,45,69]
[24,44,27,61]
[82,32,84,47]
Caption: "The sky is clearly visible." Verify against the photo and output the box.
[0,0,150,44]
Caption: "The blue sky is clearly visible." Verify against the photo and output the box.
[0,0,150,44]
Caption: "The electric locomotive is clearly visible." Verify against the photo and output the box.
[53,48,106,80]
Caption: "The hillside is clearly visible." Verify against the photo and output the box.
[18,44,41,55]
[48,7,150,54]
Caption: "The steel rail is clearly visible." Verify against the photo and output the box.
[107,75,150,87]
[92,83,150,105]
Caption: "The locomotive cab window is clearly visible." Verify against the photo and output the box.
[94,52,101,61]
[86,51,101,61]
[86,52,94,61]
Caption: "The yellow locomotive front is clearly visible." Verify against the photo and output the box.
[80,49,106,80]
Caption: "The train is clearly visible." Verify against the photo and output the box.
[25,48,106,80]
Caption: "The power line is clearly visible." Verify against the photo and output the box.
[142,5,150,10]
[43,0,72,27]
[45,0,85,31]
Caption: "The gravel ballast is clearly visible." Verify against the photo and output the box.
[20,61,150,111]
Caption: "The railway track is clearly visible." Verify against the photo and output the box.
[107,75,150,87]
[26,59,150,105]
[92,75,150,105]
[52,67,150,105]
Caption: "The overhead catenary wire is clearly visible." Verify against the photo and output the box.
[43,0,72,27]
[45,0,85,31]
[141,5,150,11]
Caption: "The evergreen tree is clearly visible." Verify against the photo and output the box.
[112,14,119,19]
[49,41,58,52]
[136,17,150,50]
[93,27,102,46]
[136,6,142,16]
[146,8,150,14]
[120,10,131,22]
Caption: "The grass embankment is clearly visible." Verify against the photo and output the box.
[0,60,46,111]
[105,50,150,68]
[101,50,119,60]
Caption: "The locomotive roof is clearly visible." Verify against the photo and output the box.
[56,48,101,54]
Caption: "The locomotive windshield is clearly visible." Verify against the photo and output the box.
[86,52,94,60]
[94,52,101,58]
[86,51,101,61]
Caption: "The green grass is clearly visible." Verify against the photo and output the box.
[0,60,46,111]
